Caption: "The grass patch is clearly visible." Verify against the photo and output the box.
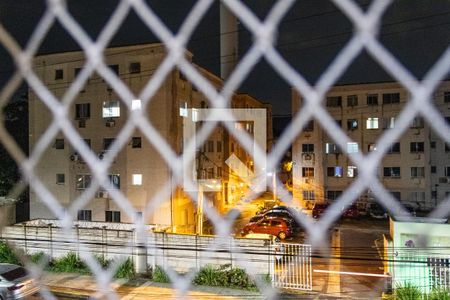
[115,258,135,279]
[152,265,171,283]
[49,252,89,274]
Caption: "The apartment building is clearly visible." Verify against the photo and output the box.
[29,43,271,233]
[291,81,450,211]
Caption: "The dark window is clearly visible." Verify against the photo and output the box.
[75,103,90,119]
[84,139,91,148]
[207,140,214,152]
[217,167,222,177]
[103,138,115,150]
[76,175,91,189]
[347,119,358,130]
[444,91,450,103]
[74,67,82,77]
[326,96,342,107]
[216,141,222,152]
[55,69,63,80]
[304,120,314,131]
[431,166,437,174]
[108,174,120,189]
[391,192,401,200]
[77,210,92,221]
[302,167,314,177]
[410,117,424,128]
[445,167,450,177]
[326,191,342,201]
[411,167,425,178]
[105,211,121,222]
[367,94,378,105]
[347,95,358,107]
[430,141,436,149]
[445,143,450,152]
[302,144,314,153]
[132,137,142,148]
[0,267,28,281]
[129,62,141,74]
[384,167,401,178]
[54,139,64,149]
[410,142,424,153]
[336,120,342,127]
[108,64,119,75]
[388,142,401,154]
[56,173,65,184]
[383,93,400,104]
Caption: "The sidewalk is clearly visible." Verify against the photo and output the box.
[42,273,268,299]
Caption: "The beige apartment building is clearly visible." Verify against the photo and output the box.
[29,43,272,233]
[292,81,450,211]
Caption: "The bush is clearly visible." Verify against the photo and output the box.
[394,282,422,300]
[50,252,89,274]
[192,265,257,290]
[152,265,170,283]
[428,287,450,300]
[94,254,111,269]
[30,252,49,265]
[0,242,21,265]
[115,258,135,279]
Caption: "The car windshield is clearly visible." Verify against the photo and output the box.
[1,267,28,281]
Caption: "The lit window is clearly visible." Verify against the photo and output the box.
[102,101,120,118]
[366,118,379,129]
[325,143,340,154]
[131,99,141,111]
[179,102,188,117]
[327,166,343,177]
[132,174,142,185]
[347,166,357,178]
[347,142,359,154]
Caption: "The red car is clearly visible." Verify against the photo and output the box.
[312,203,329,219]
[342,204,359,219]
[242,218,292,240]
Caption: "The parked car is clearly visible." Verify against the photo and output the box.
[241,218,292,239]
[342,204,359,219]
[312,203,329,219]
[368,202,388,219]
[262,206,302,229]
[0,264,39,299]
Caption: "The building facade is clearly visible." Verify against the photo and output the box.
[29,43,271,233]
[292,81,450,211]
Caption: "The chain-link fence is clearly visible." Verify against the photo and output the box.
[0,0,449,298]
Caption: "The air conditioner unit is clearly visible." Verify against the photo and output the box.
[106,120,115,127]
[302,153,313,161]
[70,153,79,162]
[439,177,449,184]
[96,191,108,198]
[98,151,105,160]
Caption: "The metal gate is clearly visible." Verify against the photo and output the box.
[270,242,312,290]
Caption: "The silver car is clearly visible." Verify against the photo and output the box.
[0,264,38,299]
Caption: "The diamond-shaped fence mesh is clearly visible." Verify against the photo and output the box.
[0,0,449,299]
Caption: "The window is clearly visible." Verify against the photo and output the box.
[207,140,214,152]
[75,103,90,119]
[368,143,377,152]
[431,166,436,174]
[446,143,450,152]
[56,174,65,184]
[302,144,314,153]
[326,96,342,107]
[74,67,82,77]
[446,116,450,125]
[108,64,119,75]
[335,120,342,127]
[304,120,314,131]
[129,62,141,74]
[388,142,401,153]
[391,191,401,200]
[445,167,450,177]
[231,143,234,152]
[367,94,378,105]
[410,142,424,153]
[325,143,340,154]
[107,174,120,189]
[103,138,115,150]
[105,211,121,222]
[383,93,400,104]
[303,190,315,200]
[327,191,342,201]
[132,174,142,185]
[302,167,314,177]
[347,95,358,107]
[444,91,450,103]
[411,167,425,178]
[382,117,395,129]
[84,139,91,148]
[410,191,425,203]
[327,166,343,177]
[77,210,92,221]
[217,167,222,177]
[54,139,64,149]
[347,119,358,130]
[131,99,141,111]
[76,175,91,189]
[207,168,214,179]
[366,117,379,129]
[347,166,357,178]
[411,117,424,128]
[216,141,222,152]
[132,137,141,148]
[346,142,359,154]
[102,101,120,118]
[384,167,401,178]
[55,69,63,80]
[430,141,436,149]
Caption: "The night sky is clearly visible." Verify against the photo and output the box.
[0,0,449,115]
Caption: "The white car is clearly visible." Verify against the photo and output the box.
[0,264,39,299]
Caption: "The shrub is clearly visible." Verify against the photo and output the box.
[115,258,135,279]
[152,265,170,283]
[0,242,21,265]
[193,265,227,286]
[94,254,110,269]
[428,287,450,300]
[394,282,422,300]
[30,252,49,265]
[50,252,89,274]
